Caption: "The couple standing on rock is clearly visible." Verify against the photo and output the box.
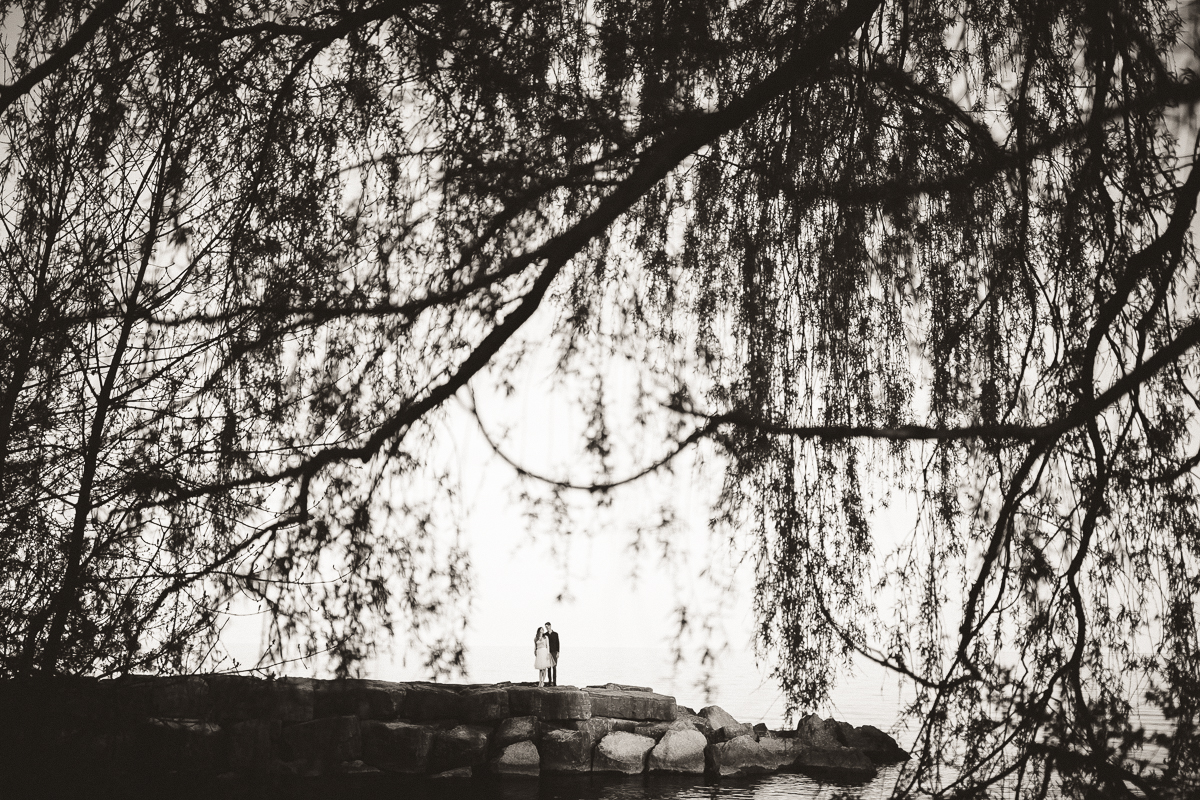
[534,622,559,687]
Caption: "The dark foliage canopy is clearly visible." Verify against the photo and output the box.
[1,0,1198,795]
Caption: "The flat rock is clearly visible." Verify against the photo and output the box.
[491,740,540,776]
[705,734,778,777]
[361,720,433,773]
[648,728,707,773]
[282,715,361,764]
[462,686,509,722]
[587,683,654,693]
[699,705,740,731]
[794,745,878,781]
[493,716,538,749]
[508,686,591,720]
[593,731,656,773]
[206,675,313,723]
[429,766,473,779]
[313,679,405,720]
[429,725,489,773]
[586,688,676,721]
[539,728,592,772]
[403,684,465,721]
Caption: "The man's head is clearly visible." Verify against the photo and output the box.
[545,621,552,631]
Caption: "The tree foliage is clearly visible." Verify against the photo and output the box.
[1,0,1199,796]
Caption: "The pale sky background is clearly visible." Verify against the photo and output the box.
[221,315,921,724]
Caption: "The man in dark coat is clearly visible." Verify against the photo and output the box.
[544,621,560,686]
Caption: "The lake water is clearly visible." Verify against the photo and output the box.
[372,645,1173,799]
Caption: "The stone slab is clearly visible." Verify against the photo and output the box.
[402,684,465,721]
[313,679,406,720]
[539,728,592,772]
[586,689,676,721]
[282,714,361,764]
[429,725,490,773]
[493,716,538,750]
[206,675,313,723]
[361,720,433,773]
[461,686,509,721]
[508,686,591,720]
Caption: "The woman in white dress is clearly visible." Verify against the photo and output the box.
[534,626,553,687]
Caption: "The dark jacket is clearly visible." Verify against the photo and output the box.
[547,630,560,655]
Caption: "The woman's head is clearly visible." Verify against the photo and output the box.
[536,626,544,640]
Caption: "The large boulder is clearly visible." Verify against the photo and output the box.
[282,715,361,765]
[538,728,592,772]
[565,716,618,748]
[490,740,540,776]
[228,718,278,772]
[586,688,676,721]
[429,725,490,773]
[462,687,509,722]
[141,718,225,774]
[206,675,313,723]
[794,745,878,781]
[493,716,538,750]
[361,720,434,773]
[648,728,707,774]
[835,721,910,763]
[794,713,844,748]
[699,705,740,732]
[705,734,779,777]
[593,731,656,773]
[716,721,758,742]
[127,675,211,718]
[402,684,465,721]
[508,686,591,720]
[313,679,405,720]
[676,711,713,739]
[758,737,802,769]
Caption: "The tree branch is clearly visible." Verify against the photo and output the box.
[0,0,129,115]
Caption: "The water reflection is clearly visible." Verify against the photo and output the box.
[392,766,904,800]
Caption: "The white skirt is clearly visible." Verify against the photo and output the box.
[535,644,554,669]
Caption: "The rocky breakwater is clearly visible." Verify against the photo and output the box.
[0,675,908,787]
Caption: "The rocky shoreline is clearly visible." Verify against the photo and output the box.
[0,674,908,792]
